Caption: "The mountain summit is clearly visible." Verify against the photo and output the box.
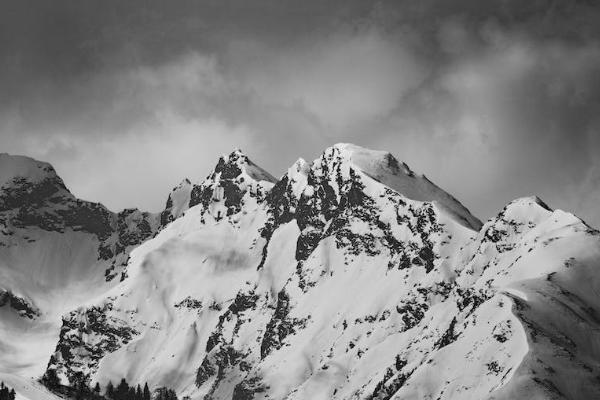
[315,144,482,230]
[1,145,599,400]
[0,153,63,187]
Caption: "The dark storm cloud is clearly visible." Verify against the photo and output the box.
[1,0,599,226]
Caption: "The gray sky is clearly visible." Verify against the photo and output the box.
[1,0,599,226]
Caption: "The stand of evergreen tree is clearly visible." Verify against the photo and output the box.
[0,382,16,400]
[105,379,151,400]
[154,387,177,400]
[41,371,176,400]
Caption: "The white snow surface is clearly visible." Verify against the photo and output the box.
[0,154,57,188]
[2,145,600,400]
[226,149,277,184]
[0,373,61,400]
[0,230,109,375]
[162,179,193,223]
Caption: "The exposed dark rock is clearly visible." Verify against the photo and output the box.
[435,317,459,349]
[260,289,308,359]
[369,356,412,400]
[0,289,40,319]
[174,297,203,311]
[396,299,429,331]
[232,376,267,400]
[50,302,139,385]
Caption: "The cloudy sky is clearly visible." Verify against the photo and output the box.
[1,0,599,226]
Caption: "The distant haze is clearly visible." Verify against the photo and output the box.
[1,1,599,226]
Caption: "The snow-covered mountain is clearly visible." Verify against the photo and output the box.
[2,145,600,400]
[0,153,161,380]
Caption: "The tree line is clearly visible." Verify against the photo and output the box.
[0,382,16,400]
[43,370,177,400]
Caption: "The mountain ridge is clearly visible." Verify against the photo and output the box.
[1,145,599,400]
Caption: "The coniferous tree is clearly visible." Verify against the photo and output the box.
[1,383,15,400]
[135,384,142,400]
[70,372,89,400]
[155,387,164,400]
[155,387,178,400]
[116,378,129,400]
[40,375,179,400]
[0,382,7,400]
[106,381,115,400]
[74,380,87,400]
[143,383,151,400]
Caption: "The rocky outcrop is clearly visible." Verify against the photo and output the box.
[0,289,40,319]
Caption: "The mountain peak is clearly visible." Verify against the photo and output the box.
[287,157,309,178]
[0,153,64,189]
[495,196,555,228]
[211,149,276,183]
[160,179,193,225]
[0,154,73,213]
[502,196,553,216]
[187,149,276,218]
[317,143,482,230]
[325,143,418,177]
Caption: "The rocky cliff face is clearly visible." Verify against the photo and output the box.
[0,154,159,283]
[39,144,600,400]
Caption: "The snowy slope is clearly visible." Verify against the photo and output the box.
[328,144,482,230]
[3,145,600,400]
[0,373,61,400]
[0,154,163,393]
[160,179,192,226]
